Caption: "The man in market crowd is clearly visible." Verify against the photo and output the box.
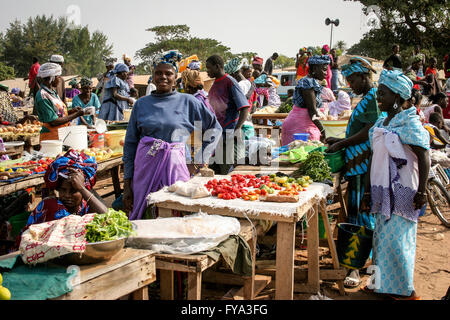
[206,55,250,174]
[383,44,403,72]
[413,44,426,78]
[49,54,67,104]
[264,53,278,76]
[404,56,434,96]
[24,57,40,99]
[252,56,264,79]
[330,48,340,92]
[296,48,308,81]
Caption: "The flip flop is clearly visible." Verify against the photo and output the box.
[343,276,362,288]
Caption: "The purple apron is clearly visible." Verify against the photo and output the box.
[129,137,190,220]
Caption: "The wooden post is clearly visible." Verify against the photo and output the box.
[131,287,149,300]
[320,200,346,295]
[243,232,257,300]
[307,204,320,293]
[275,221,296,300]
[187,272,202,300]
[110,165,121,199]
[160,270,174,300]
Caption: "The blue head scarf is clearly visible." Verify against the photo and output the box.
[224,58,248,75]
[188,61,202,71]
[152,50,183,73]
[341,57,377,78]
[378,69,413,100]
[254,74,267,84]
[308,55,331,65]
[113,63,130,74]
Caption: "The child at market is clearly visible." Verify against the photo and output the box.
[424,112,450,149]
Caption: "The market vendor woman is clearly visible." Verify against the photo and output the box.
[34,63,86,141]
[326,57,380,288]
[24,150,107,228]
[281,55,330,145]
[122,50,222,220]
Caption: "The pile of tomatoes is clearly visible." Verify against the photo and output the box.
[205,174,299,201]
[14,158,53,175]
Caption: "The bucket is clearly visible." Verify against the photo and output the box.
[293,133,310,141]
[58,125,88,151]
[123,109,132,122]
[40,140,63,158]
[324,149,345,173]
[8,211,30,237]
[320,120,349,139]
[87,130,105,149]
[104,130,126,150]
[336,223,374,269]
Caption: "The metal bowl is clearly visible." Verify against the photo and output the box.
[54,237,125,265]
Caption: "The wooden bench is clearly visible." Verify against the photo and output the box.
[155,218,270,300]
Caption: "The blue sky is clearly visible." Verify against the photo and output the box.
[0,0,370,63]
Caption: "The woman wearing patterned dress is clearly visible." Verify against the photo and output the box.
[365,69,429,300]
[326,57,380,287]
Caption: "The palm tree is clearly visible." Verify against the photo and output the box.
[335,41,347,53]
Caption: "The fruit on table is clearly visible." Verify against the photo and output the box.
[0,286,10,300]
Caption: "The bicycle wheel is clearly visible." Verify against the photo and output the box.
[426,179,450,228]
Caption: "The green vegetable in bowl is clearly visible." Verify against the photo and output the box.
[291,151,332,182]
[85,209,135,243]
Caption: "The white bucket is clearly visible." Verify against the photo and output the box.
[58,125,88,151]
[40,140,63,158]
[320,120,349,139]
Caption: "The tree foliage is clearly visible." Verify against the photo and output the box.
[345,0,449,64]
[0,62,15,81]
[1,15,113,78]
[274,55,296,69]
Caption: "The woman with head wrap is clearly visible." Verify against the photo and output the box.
[281,55,330,145]
[320,87,336,112]
[327,90,351,117]
[35,63,87,141]
[321,45,334,89]
[181,67,215,114]
[362,69,430,300]
[95,58,116,101]
[98,63,133,122]
[122,50,221,220]
[296,48,309,81]
[123,54,136,89]
[326,56,380,287]
[72,77,101,128]
[23,150,107,229]
[65,78,81,100]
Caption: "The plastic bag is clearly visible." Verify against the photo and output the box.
[126,211,241,254]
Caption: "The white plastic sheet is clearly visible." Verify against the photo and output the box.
[125,212,240,254]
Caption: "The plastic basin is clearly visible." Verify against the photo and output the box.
[293,133,310,141]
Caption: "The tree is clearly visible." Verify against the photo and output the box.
[0,62,15,81]
[1,15,113,78]
[274,55,295,69]
[334,41,347,53]
[345,0,449,64]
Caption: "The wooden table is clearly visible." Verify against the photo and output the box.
[152,175,336,300]
[0,156,123,197]
[251,113,289,126]
[0,248,156,300]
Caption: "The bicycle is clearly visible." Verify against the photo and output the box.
[425,163,450,228]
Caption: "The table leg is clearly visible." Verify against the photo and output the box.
[110,166,121,199]
[320,200,345,295]
[275,221,296,300]
[307,204,320,293]
[243,233,257,300]
[187,272,202,300]
[131,286,149,300]
[160,270,174,300]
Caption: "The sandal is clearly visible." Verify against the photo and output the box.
[343,276,362,288]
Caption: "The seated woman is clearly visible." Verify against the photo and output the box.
[181,63,215,114]
[72,77,101,128]
[365,69,430,300]
[98,63,134,122]
[424,112,450,149]
[423,92,448,123]
[24,150,107,228]
[122,50,222,220]
[326,56,380,288]
[281,55,330,145]
[34,63,86,141]
[320,87,336,112]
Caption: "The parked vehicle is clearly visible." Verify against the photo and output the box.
[272,72,296,100]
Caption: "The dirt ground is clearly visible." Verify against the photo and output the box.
[98,176,450,301]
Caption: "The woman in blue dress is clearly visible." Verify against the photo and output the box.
[72,77,101,128]
[98,63,134,121]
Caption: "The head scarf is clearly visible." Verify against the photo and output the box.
[79,77,93,88]
[11,88,20,95]
[254,74,267,84]
[152,50,183,73]
[328,91,351,117]
[50,55,64,64]
[267,76,280,88]
[123,54,131,64]
[105,57,116,67]
[252,57,263,66]
[181,69,204,89]
[69,78,78,87]
[113,63,130,74]
[37,63,62,79]
[378,69,414,100]
[44,150,97,191]
[341,56,376,77]
[224,58,248,75]
[322,45,330,53]
[308,55,331,65]
[307,47,314,53]
[188,61,202,71]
